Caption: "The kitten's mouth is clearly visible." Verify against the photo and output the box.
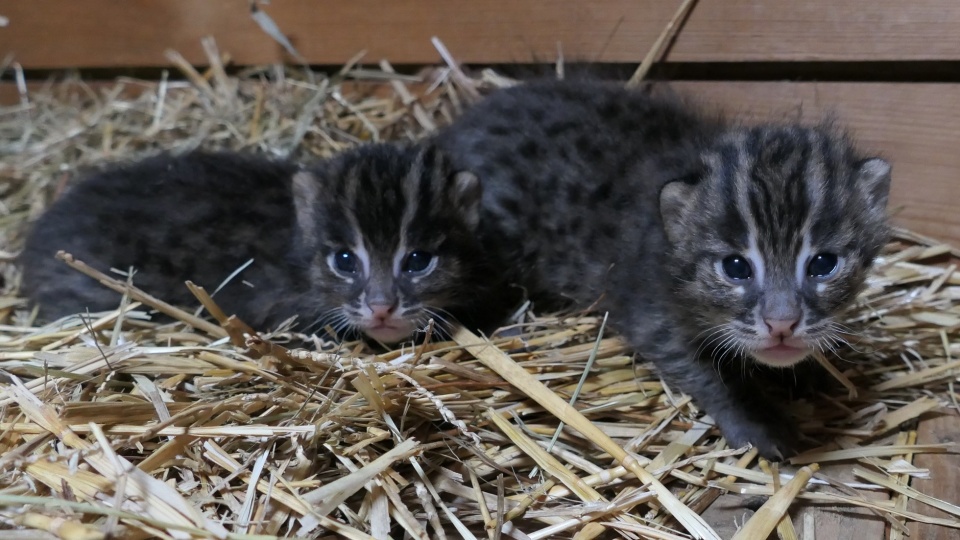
[751,342,811,368]
[362,320,415,343]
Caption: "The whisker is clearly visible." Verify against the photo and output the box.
[693,323,730,341]
[333,317,360,340]
[713,333,740,366]
[422,308,457,338]
[423,309,452,328]
[306,306,348,333]
[696,325,734,359]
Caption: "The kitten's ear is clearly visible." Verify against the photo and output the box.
[855,158,891,208]
[291,170,321,247]
[448,170,482,229]
[424,142,482,229]
[659,179,697,244]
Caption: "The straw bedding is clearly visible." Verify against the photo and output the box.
[0,47,958,539]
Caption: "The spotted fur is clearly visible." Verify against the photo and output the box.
[20,145,501,343]
[436,80,892,457]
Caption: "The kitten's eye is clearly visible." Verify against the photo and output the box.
[332,250,359,273]
[721,255,753,280]
[403,250,435,273]
[807,253,839,278]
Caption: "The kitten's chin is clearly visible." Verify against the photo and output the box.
[750,344,811,368]
[362,322,416,344]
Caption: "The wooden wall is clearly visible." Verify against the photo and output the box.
[1,1,958,245]
[3,0,960,67]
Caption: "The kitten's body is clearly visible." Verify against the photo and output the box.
[21,152,302,327]
[21,146,501,341]
[436,81,891,457]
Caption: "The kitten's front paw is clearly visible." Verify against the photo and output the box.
[717,414,798,461]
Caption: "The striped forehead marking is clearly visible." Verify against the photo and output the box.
[726,128,835,286]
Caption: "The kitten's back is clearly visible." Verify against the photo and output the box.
[20,151,302,324]
[435,80,722,307]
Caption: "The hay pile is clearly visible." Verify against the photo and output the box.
[0,47,958,539]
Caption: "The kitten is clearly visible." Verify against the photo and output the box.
[435,80,891,458]
[20,145,500,343]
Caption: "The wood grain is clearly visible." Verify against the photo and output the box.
[671,81,960,247]
[908,412,960,540]
[700,464,888,540]
[698,492,757,539]
[2,1,960,69]
[789,464,888,540]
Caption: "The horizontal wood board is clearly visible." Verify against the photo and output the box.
[2,1,960,69]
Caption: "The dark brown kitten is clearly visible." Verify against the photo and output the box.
[435,80,891,458]
[20,145,502,342]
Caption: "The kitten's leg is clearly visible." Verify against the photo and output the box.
[648,347,798,460]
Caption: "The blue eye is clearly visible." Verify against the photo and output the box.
[722,255,752,280]
[403,251,434,273]
[333,250,358,273]
[807,253,839,278]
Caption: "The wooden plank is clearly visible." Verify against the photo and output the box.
[699,492,756,538]
[672,81,960,247]
[2,1,960,69]
[908,411,960,539]
[701,464,888,540]
[789,464,888,540]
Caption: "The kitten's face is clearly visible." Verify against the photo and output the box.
[292,143,482,343]
[661,126,891,367]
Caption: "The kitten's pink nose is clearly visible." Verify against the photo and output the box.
[765,318,799,339]
[368,301,396,320]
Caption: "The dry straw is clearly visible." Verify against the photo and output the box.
[0,42,958,539]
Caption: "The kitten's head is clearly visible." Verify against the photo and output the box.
[292,143,482,343]
[659,125,891,367]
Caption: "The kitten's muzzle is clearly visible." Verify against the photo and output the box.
[754,295,808,367]
[751,341,811,367]
[367,300,397,320]
[360,296,416,343]
[755,316,808,366]
[760,290,801,339]
[764,317,799,339]
[364,285,399,320]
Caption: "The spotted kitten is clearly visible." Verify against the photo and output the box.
[20,145,499,343]
[436,80,891,457]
